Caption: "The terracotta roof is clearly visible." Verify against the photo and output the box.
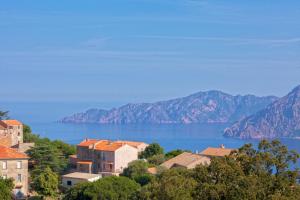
[0,145,28,159]
[0,135,12,147]
[94,140,124,151]
[147,167,158,174]
[2,120,22,126]
[200,147,234,157]
[161,152,210,169]
[115,140,145,148]
[77,161,93,165]
[78,139,100,147]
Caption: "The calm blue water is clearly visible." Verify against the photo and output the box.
[1,101,300,167]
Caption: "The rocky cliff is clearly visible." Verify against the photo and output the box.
[224,85,300,139]
[60,90,277,124]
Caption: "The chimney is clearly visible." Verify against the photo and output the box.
[195,150,199,154]
[220,144,225,149]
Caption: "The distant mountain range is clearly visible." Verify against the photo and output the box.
[60,91,277,124]
[224,85,300,139]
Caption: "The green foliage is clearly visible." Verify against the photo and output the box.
[32,167,59,198]
[0,110,8,120]
[25,124,75,177]
[147,154,165,165]
[122,160,154,186]
[135,140,300,200]
[27,143,67,177]
[122,160,149,179]
[191,139,300,200]
[138,168,197,200]
[0,177,14,200]
[64,176,140,200]
[23,124,40,143]
[165,149,189,159]
[139,143,164,159]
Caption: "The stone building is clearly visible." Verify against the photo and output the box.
[0,120,23,147]
[73,139,147,175]
[0,145,29,199]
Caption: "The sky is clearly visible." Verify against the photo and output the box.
[1,0,300,104]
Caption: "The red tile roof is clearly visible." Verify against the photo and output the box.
[115,140,145,148]
[94,140,124,152]
[0,145,28,159]
[78,139,100,147]
[0,136,12,147]
[2,120,22,126]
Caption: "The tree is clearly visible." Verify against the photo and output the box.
[191,140,300,200]
[138,168,197,200]
[147,154,165,165]
[122,160,149,179]
[32,167,59,199]
[64,176,140,200]
[0,177,14,200]
[23,124,40,143]
[165,149,189,159]
[0,110,8,120]
[139,143,164,159]
[122,160,153,186]
[27,143,67,177]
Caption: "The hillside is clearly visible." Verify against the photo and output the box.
[224,85,300,139]
[60,91,277,124]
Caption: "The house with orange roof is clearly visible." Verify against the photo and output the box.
[0,145,29,199]
[115,140,148,152]
[200,144,235,158]
[0,120,23,148]
[75,139,144,175]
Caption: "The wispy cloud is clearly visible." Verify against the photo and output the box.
[81,37,111,48]
[137,35,300,46]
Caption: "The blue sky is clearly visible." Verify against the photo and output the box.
[1,0,300,103]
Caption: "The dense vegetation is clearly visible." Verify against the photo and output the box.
[24,124,75,199]
[0,177,14,200]
[64,176,140,200]
[1,110,299,199]
[65,140,300,200]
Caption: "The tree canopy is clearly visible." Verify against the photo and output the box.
[32,167,59,198]
[0,177,14,200]
[139,143,164,159]
[0,110,8,120]
[64,176,140,200]
[122,160,154,186]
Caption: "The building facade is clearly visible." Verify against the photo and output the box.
[74,139,147,175]
[0,145,29,199]
[0,120,23,147]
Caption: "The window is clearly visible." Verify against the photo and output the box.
[67,180,72,186]
[17,161,22,169]
[2,161,7,170]
[17,174,22,182]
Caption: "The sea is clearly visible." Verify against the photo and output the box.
[1,101,300,167]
